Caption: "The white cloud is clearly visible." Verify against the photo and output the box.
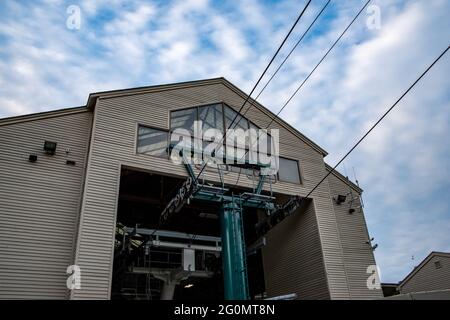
[104,4,155,33]
[0,0,449,283]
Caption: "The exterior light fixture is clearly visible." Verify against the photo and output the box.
[29,154,37,162]
[335,194,346,205]
[43,141,57,155]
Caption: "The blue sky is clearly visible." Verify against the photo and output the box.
[0,0,449,283]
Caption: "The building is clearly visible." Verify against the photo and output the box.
[381,252,450,300]
[398,252,450,294]
[0,78,383,300]
[381,283,399,297]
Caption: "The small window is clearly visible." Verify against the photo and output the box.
[278,157,301,184]
[137,126,168,158]
[435,261,442,269]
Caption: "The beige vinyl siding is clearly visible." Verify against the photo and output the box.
[399,254,450,294]
[262,200,330,299]
[327,171,383,299]
[0,110,92,299]
[72,79,350,299]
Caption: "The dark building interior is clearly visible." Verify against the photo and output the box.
[111,168,267,300]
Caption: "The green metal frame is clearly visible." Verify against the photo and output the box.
[173,150,274,300]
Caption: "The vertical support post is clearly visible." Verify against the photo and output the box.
[160,283,177,300]
[255,175,266,195]
[220,201,249,300]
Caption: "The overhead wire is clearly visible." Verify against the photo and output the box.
[303,44,449,200]
[232,0,371,188]
[195,0,313,180]
[258,44,449,232]
[239,0,332,120]
[154,0,314,235]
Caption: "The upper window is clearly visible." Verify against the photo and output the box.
[137,126,168,158]
[224,105,249,131]
[169,104,255,156]
[137,103,281,172]
[170,108,197,134]
[199,104,224,133]
[278,157,301,184]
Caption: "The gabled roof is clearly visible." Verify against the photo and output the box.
[85,77,328,156]
[398,251,450,289]
[0,78,364,189]
[0,78,328,155]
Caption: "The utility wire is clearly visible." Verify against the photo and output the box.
[239,0,332,120]
[304,44,449,200]
[256,44,449,232]
[223,0,331,188]
[268,0,371,127]
[232,0,371,188]
[154,1,312,234]
[195,0,312,180]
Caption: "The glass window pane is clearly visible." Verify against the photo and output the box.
[278,157,300,184]
[224,105,248,131]
[248,122,258,151]
[225,106,249,149]
[137,126,168,158]
[255,130,272,155]
[226,146,248,163]
[199,104,224,132]
[170,108,197,134]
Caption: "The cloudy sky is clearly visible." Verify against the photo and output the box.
[0,0,449,283]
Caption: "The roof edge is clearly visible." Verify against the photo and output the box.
[398,251,450,289]
[86,77,225,108]
[85,77,329,157]
[325,163,363,193]
[220,78,328,157]
[0,105,88,126]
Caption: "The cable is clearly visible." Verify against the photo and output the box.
[195,0,312,180]
[304,44,449,200]
[227,0,332,188]
[240,0,332,119]
[256,44,449,233]
[269,0,371,126]
[232,0,371,188]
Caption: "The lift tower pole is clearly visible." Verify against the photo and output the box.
[220,199,248,299]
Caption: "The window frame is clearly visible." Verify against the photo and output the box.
[167,103,276,170]
[136,124,170,159]
[277,156,302,184]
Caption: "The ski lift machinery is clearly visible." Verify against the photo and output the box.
[159,148,305,300]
